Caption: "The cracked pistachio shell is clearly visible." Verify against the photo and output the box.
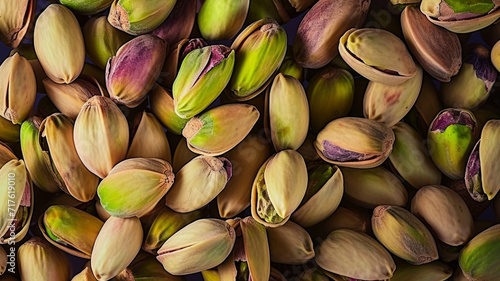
[108,0,176,35]
[43,77,102,120]
[60,0,113,14]
[239,216,271,281]
[0,159,32,244]
[266,73,309,151]
[267,221,315,264]
[217,133,272,218]
[293,0,370,69]
[74,96,129,179]
[372,205,438,265]
[98,158,175,218]
[91,216,143,281]
[459,224,500,281]
[83,16,132,69]
[441,45,498,110]
[18,237,70,281]
[314,117,395,168]
[106,34,167,108]
[278,50,304,81]
[0,53,36,124]
[339,28,417,85]
[173,45,235,119]
[20,117,60,193]
[391,260,453,281]
[150,85,189,135]
[364,65,423,127]
[316,229,395,280]
[41,114,99,202]
[182,104,259,156]
[401,6,462,82]
[420,0,500,33]
[198,0,249,40]
[34,4,85,84]
[292,164,344,228]
[465,140,487,202]
[172,138,198,173]
[427,108,477,180]
[342,166,408,208]
[251,150,308,228]
[411,185,474,246]
[479,119,500,200]
[127,111,171,162]
[166,155,231,213]
[151,0,196,45]
[0,0,35,48]
[228,18,287,101]
[41,205,103,259]
[389,122,442,189]
[492,40,500,71]
[157,219,236,275]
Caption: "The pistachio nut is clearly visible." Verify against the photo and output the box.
[492,40,500,71]
[427,108,477,180]
[478,119,500,200]
[279,49,304,81]
[83,16,132,69]
[0,116,20,143]
[126,254,183,281]
[10,43,48,93]
[246,0,290,24]
[267,220,315,264]
[238,216,271,281]
[98,158,175,218]
[0,159,32,244]
[364,65,423,127]
[173,45,235,119]
[401,6,462,82]
[18,237,70,281]
[106,34,167,108]
[72,267,98,281]
[342,166,408,208]
[314,117,395,168]
[293,0,370,69]
[251,150,308,227]
[217,133,272,218]
[265,73,309,151]
[228,18,287,101]
[91,216,143,281]
[166,155,231,213]
[306,67,354,133]
[34,4,85,84]
[446,177,491,218]
[420,0,500,33]
[411,185,474,246]
[372,205,439,265]
[198,0,249,40]
[74,95,129,178]
[0,0,35,48]
[142,206,203,254]
[107,0,176,35]
[43,77,102,120]
[0,53,36,124]
[157,218,236,275]
[127,111,172,162]
[459,224,500,280]
[441,45,498,110]
[60,0,113,14]
[182,104,259,156]
[465,140,487,201]
[151,0,196,45]
[298,269,330,281]
[316,229,396,280]
[150,85,189,135]
[20,117,60,193]
[0,143,15,167]
[307,206,371,239]
[292,164,344,228]
[0,246,5,275]
[389,122,442,189]
[391,260,453,281]
[172,138,198,173]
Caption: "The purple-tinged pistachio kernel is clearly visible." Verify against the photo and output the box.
[465,45,498,92]
[322,141,377,162]
[465,140,487,202]
[430,109,476,132]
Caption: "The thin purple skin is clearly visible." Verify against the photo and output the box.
[181,38,207,58]
[430,109,475,132]
[150,0,196,44]
[322,140,377,162]
[465,140,480,180]
[465,45,498,91]
[219,157,233,180]
[198,45,232,78]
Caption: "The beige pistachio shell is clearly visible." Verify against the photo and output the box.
[166,155,231,213]
[341,166,408,208]
[267,220,315,264]
[0,0,35,48]
[401,6,462,82]
[18,237,70,281]
[479,120,500,200]
[91,216,143,281]
[316,229,395,280]
[364,65,423,127]
[389,122,442,189]
[411,185,474,246]
[339,28,417,85]
[0,246,5,275]
[391,260,453,281]
[240,216,271,281]
[172,138,198,173]
[217,134,272,218]
[0,142,16,167]
[127,111,171,163]
[157,218,236,275]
